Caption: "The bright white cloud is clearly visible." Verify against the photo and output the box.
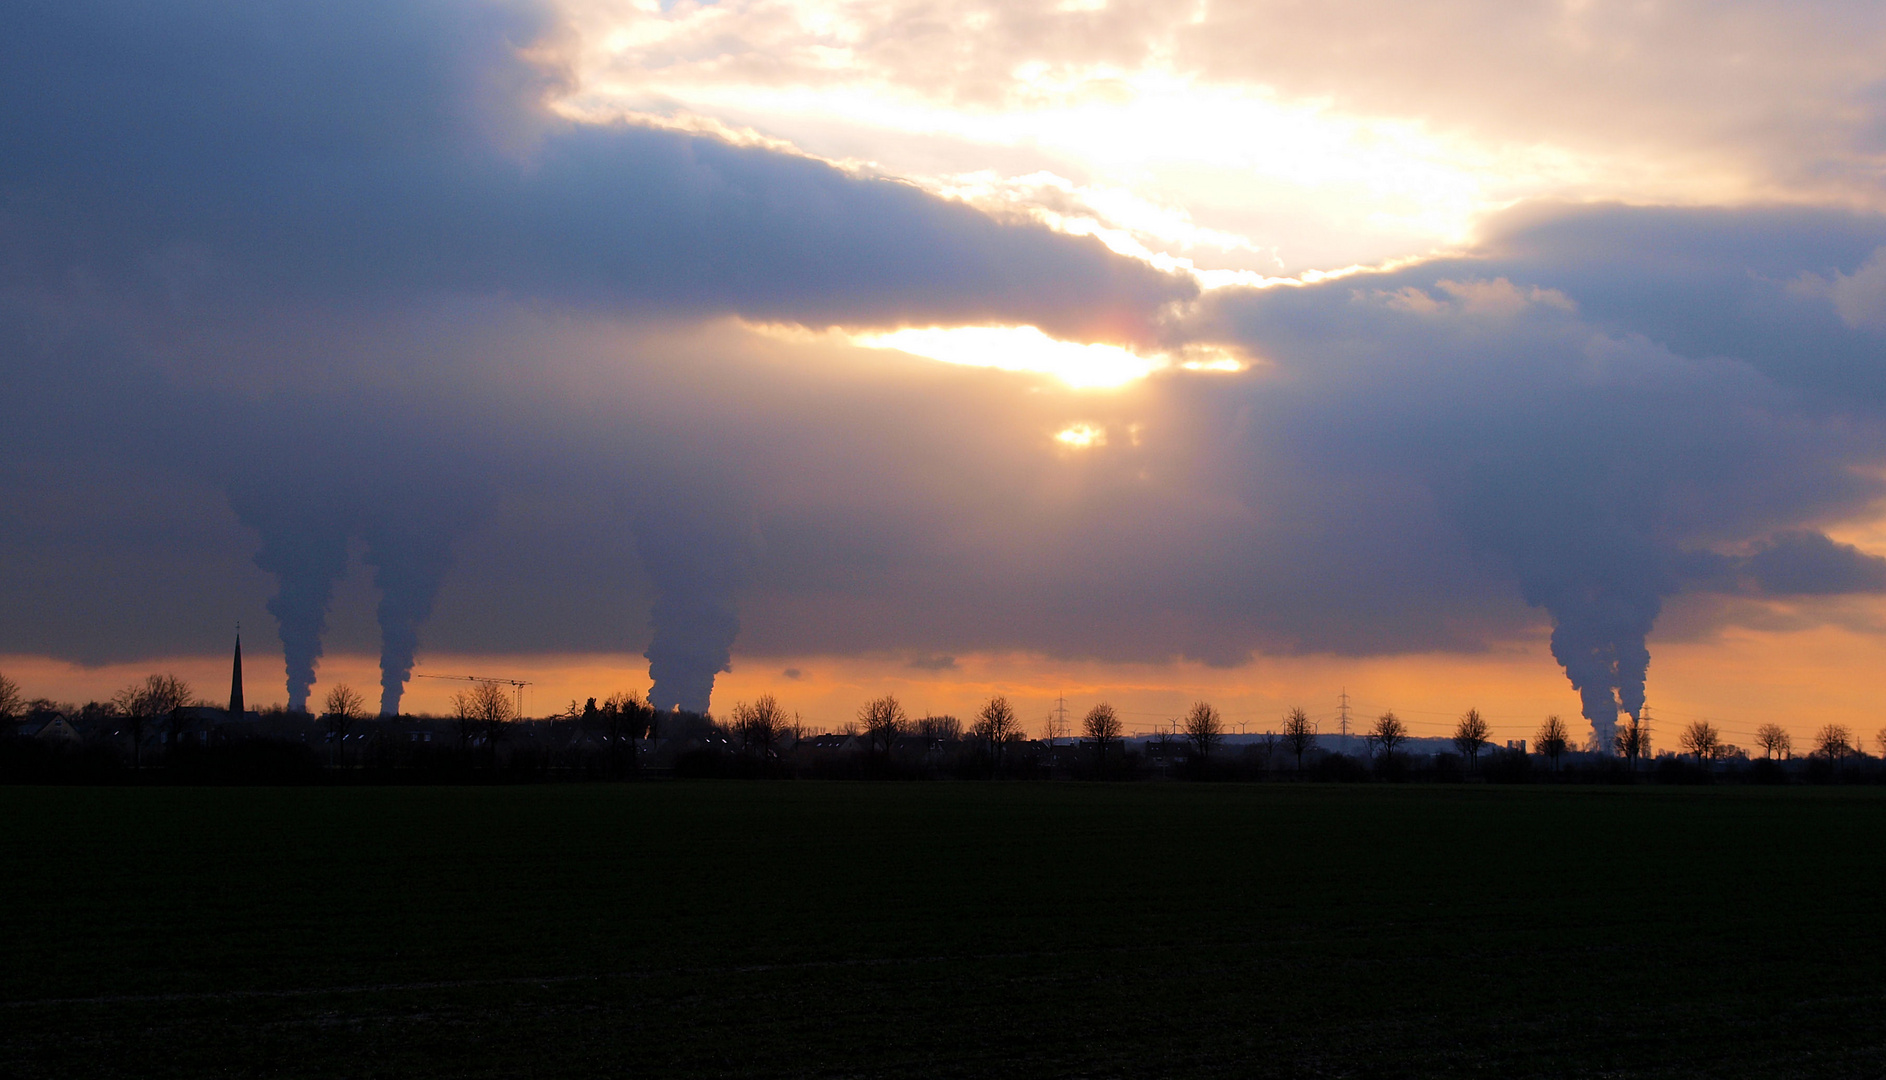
[853,325,1159,388]
[554,0,1869,277]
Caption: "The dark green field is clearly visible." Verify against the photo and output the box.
[3,783,1883,1078]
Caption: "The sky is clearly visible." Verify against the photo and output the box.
[5,0,1886,750]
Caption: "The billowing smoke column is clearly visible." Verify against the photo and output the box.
[1523,531,1886,748]
[634,515,748,714]
[1498,526,1673,750]
[1533,582,1659,750]
[1487,520,1676,750]
[230,461,480,716]
[644,592,739,714]
[363,522,461,716]
[228,487,352,714]
[1431,431,1679,754]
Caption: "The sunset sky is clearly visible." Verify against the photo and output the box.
[7,0,1886,749]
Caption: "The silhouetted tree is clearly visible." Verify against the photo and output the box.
[1678,719,1720,766]
[1535,715,1569,773]
[109,695,147,770]
[974,696,1020,772]
[112,674,192,768]
[1281,707,1316,774]
[1083,703,1122,775]
[1614,716,1651,769]
[452,681,515,764]
[1755,723,1791,760]
[731,694,788,758]
[1258,729,1279,775]
[1816,724,1852,764]
[1368,711,1407,768]
[1183,701,1224,763]
[859,695,907,760]
[1452,709,1490,771]
[916,714,962,746]
[1043,708,1069,747]
[0,671,21,725]
[1876,727,1886,760]
[323,684,364,765]
[603,690,653,775]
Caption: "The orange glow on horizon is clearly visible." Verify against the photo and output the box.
[10,617,1883,754]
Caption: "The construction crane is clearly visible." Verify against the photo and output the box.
[413,672,534,719]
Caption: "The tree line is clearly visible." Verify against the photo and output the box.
[5,668,1885,785]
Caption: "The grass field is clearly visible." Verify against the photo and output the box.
[4,782,1884,1078]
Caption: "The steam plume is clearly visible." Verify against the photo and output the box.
[231,494,351,714]
[1537,584,1658,749]
[363,522,461,716]
[634,516,747,714]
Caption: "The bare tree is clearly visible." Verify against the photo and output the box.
[109,689,147,770]
[1678,719,1720,765]
[157,674,196,755]
[1281,707,1317,774]
[916,714,962,746]
[1816,724,1852,763]
[1183,701,1224,763]
[973,696,1020,772]
[452,681,515,763]
[1082,702,1122,775]
[603,690,653,775]
[731,694,789,758]
[1614,716,1651,769]
[1754,723,1791,760]
[1043,709,1069,747]
[1535,715,1570,773]
[1368,711,1408,767]
[0,671,22,725]
[1877,727,1886,760]
[1452,709,1490,770]
[323,684,364,765]
[858,695,907,759]
[112,674,192,768]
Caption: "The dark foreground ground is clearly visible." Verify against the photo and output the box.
[2,783,1883,1078]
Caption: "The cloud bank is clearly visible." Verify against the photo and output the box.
[4,0,1886,740]
[1,0,1189,713]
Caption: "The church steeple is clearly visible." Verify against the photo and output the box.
[228,630,245,716]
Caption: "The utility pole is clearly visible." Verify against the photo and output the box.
[1337,688,1352,745]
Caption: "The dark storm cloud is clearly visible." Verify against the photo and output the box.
[1190,229,1886,740]
[0,0,1189,341]
[0,0,1189,711]
[6,2,1886,732]
[1732,531,1886,596]
[1468,203,1886,408]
